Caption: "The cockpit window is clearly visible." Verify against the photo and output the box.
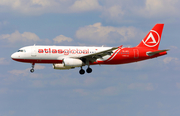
[18,50,23,52]
[17,50,26,52]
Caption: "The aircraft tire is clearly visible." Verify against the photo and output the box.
[86,68,92,73]
[30,69,34,73]
[79,69,85,75]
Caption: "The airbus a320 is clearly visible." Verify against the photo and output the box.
[11,24,169,75]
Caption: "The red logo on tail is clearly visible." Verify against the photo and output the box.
[142,30,160,47]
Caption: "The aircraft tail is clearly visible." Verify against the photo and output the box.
[136,24,164,50]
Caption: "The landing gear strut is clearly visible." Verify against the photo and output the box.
[30,63,35,73]
[79,59,93,75]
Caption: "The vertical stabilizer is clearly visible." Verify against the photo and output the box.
[136,24,164,50]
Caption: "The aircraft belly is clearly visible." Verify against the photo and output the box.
[12,58,63,64]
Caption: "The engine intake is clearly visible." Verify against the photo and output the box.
[53,58,83,70]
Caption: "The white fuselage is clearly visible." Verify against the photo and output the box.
[11,45,114,64]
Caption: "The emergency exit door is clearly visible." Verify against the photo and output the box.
[133,49,139,58]
[31,47,37,57]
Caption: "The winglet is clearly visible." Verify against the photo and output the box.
[118,45,123,49]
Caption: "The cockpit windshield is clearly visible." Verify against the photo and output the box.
[17,50,26,52]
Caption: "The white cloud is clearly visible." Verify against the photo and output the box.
[48,74,100,87]
[83,77,97,86]
[0,88,8,94]
[128,83,154,91]
[0,58,10,65]
[0,0,70,15]
[101,86,118,96]
[0,31,73,46]
[121,57,167,71]
[163,57,180,71]
[170,46,178,50]
[176,83,180,89]
[0,0,102,15]
[50,77,81,86]
[8,68,30,76]
[53,35,73,43]
[8,111,16,115]
[0,0,179,24]
[34,64,45,70]
[139,0,180,17]
[0,30,41,43]
[137,74,148,80]
[70,0,101,12]
[31,80,47,88]
[0,21,9,27]
[163,57,179,64]
[9,65,45,76]
[73,89,88,96]
[100,0,180,23]
[76,22,144,44]
[101,5,124,22]
[98,0,136,22]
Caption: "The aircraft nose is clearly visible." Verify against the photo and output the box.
[11,53,18,59]
[11,53,15,59]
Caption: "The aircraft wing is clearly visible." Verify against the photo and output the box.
[147,49,169,56]
[72,47,119,63]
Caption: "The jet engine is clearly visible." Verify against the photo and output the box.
[53,64,73,70]
[63,58,83,67]
[53,58,83,70]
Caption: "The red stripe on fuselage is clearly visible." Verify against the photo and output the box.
[106,48,121,61]
[12,58,63,64]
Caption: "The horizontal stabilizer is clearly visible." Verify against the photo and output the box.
[147,49,169,56]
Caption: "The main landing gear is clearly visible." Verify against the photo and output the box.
[79,66,92,75]
[30,63,35,73]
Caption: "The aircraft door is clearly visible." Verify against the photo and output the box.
[133,49,139,58]
[31,47,37,57]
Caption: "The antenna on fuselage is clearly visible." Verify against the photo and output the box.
[34,44,36,46]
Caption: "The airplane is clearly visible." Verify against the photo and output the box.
[11,24,169,75]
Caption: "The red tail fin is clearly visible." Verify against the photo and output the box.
[136,24,164,50]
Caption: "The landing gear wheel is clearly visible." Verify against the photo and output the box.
[30,63,35,73]
[79,69,85,75]
[86,67,92,73]
[30,69,34,73]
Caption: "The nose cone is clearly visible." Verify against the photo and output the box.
[11,53,18,60]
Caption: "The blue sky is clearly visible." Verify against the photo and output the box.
[1,0,180,116]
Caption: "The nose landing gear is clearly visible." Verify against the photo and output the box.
[30,69,34,73]
[30,63,35,73]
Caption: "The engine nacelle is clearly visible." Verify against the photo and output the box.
[53,63,72,70]
[63,58,83,67]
